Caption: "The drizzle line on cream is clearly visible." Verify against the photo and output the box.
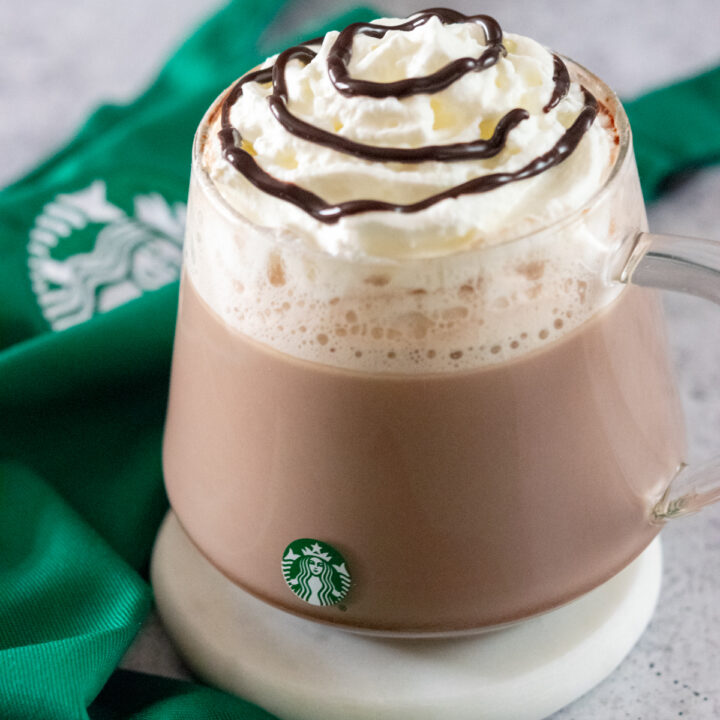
[219,8,597,224]
[326,10,507,99]
[268,46,530,163]
[543,54,571,113]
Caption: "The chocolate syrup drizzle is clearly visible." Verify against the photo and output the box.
[219,8,598,224]
[543,54,571,112]
[327,11,506,99]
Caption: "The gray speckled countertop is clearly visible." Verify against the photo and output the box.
[3,1,720,717]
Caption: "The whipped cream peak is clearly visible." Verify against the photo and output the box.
[204,8,616,261]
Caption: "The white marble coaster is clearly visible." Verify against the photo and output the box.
[151,512,662,720]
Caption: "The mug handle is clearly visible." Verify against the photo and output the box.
[619,231,720,520]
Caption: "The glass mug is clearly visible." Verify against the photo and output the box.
[162,59,720,636]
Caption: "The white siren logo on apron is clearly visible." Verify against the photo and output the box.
[27,180,186,331]
[282,539,351,606]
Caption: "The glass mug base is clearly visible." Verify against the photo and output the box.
[151,511,663,718]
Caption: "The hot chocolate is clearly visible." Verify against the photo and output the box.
[164,274,683,632]
[163,9,686,633]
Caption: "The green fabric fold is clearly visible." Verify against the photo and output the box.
[0,0,719,716]
[626,64,720,202]
[0,463,150,720]
[89,670,275,720]
[0,284,177,572]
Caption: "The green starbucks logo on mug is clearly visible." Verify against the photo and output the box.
[282,539,351,606]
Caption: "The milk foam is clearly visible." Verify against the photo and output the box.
[189,14,633,373]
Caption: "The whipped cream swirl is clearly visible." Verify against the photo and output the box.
[204,9,615,260]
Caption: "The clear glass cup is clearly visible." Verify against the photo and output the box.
[162,59,720,636]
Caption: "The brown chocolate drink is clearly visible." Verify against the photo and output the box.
[163,10,687,633]
[164,271,684,633]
